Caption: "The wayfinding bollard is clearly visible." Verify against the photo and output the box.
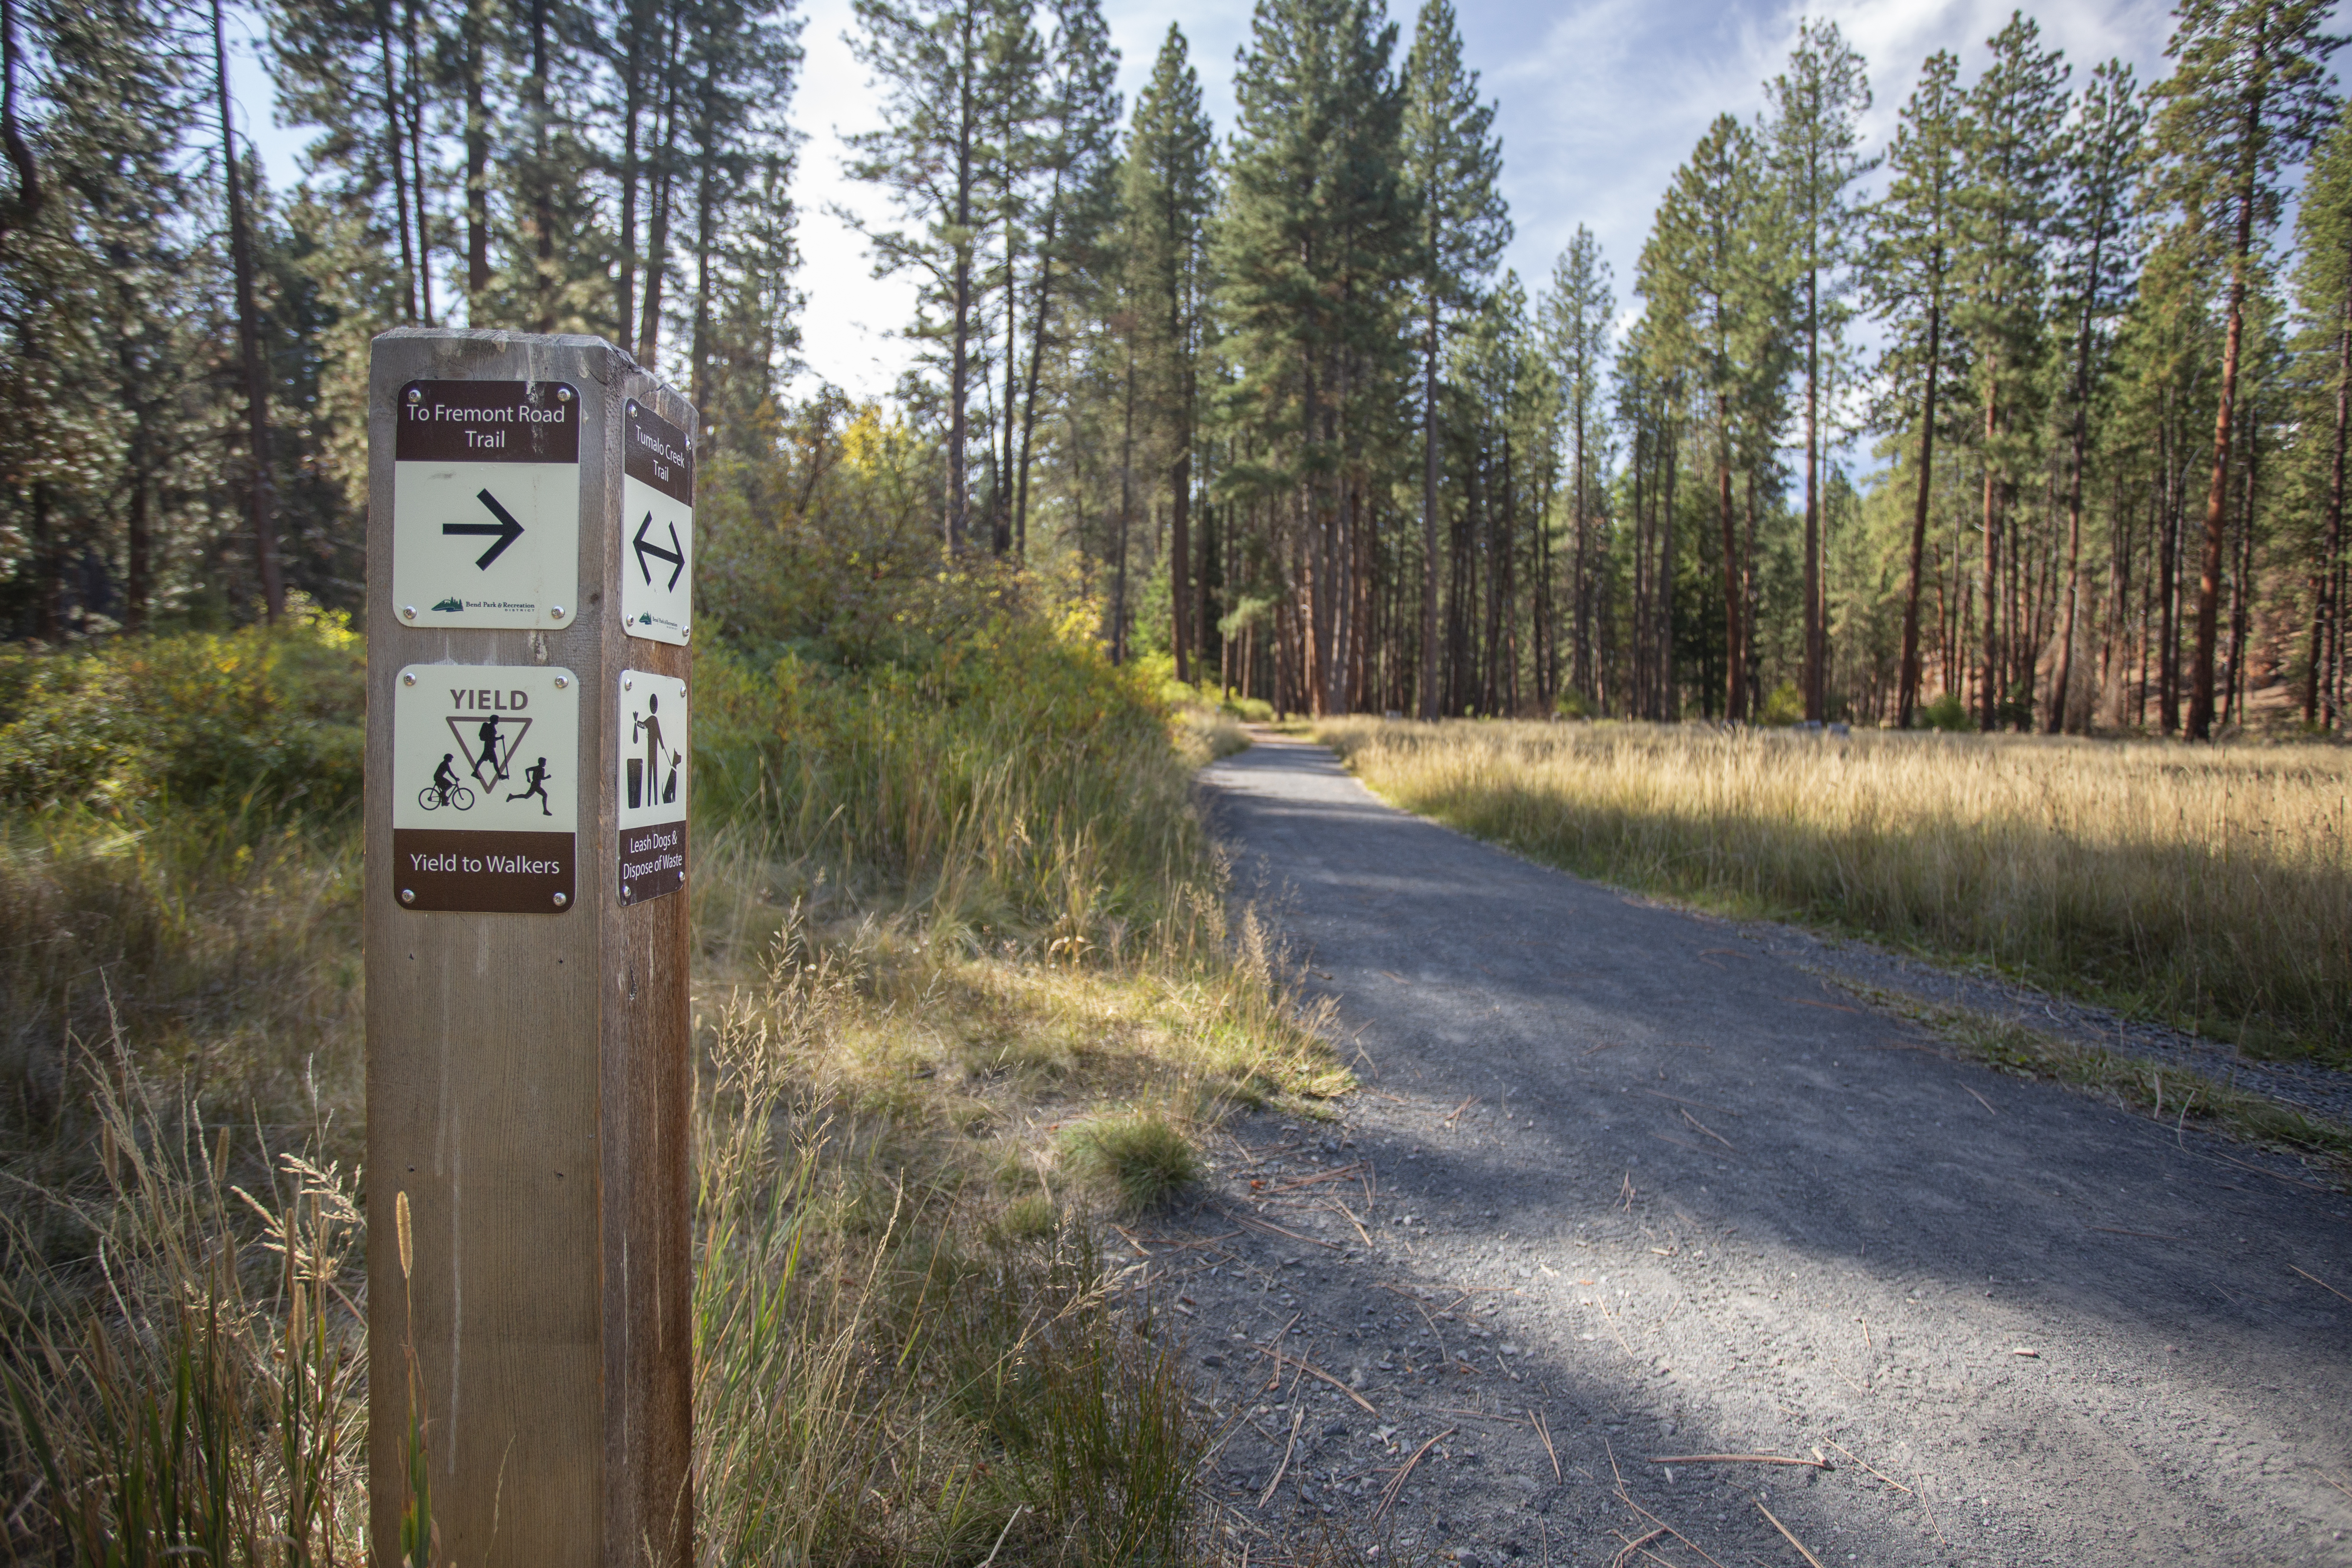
[364,329,696,1568]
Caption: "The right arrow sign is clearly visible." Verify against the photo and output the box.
[621,400,693,645]
[393,380,581,628]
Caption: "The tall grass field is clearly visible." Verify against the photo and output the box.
[0,611,1334,1567]
[1319,718,2352,1063]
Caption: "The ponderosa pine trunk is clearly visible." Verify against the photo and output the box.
[213,0,282,622]
[1897,297,1942,727]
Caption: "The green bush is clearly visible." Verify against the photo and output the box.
[1759,682,1805,726]
[1921,690,1972,733]
[1222,695,1273,724]
[0,610,366,816]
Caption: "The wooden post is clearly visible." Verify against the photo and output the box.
[365,329,697,1568]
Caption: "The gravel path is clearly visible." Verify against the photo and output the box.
[1153,733,2352,1568]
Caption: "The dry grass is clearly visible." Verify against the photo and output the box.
[0,652,1336,1567]
[1321,719,2352,1063]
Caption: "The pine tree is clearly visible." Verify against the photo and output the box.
[2045,60,2145,733]
[845,0,997,551]
[2151,0,2343,739]
[1869,49,1965,728]
[1955,14,2067,730]
[1120,24,1212,676]
[1217,0,1413,714]
[1640,113,1775,721]
[1400,0,1506,718]
[2291,99,2352,730]
[1005,0,1119,559]
[1540,225,1611,707]
[1764,18,1872,721]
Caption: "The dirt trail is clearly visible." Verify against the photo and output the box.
[1151,733,2352,1568]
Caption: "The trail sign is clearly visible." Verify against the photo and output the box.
[393,378,581,628]
[616,670,687,905]
[392,665,579,912]
[365,331,695,1568]
[621,398,693,643]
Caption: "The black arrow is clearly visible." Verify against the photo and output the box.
[445,488,526,570]
[632,511,685,591]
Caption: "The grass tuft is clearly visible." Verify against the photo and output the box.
[1061,1112,1202,1215]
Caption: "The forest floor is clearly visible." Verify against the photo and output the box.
[1150,731,2352,1568]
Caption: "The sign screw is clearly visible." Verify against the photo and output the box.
[553,674,569,690]
[622,885,633,898]
[405,386,422,404]
[400,888,417,905]
[551,605,566,620]
[623,675,634,692]
[402,605,418,621]
[552,892,569,908]
[556,385,573,402]
[402,672,418,687]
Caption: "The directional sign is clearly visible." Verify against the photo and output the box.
[616,670,687,905]
[392,664,579,913]
[620,400,693,645]
[394,380,581,629]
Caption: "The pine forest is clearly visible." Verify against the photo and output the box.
[5,0,2351,742]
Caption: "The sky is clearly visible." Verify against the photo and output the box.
[234,0,2189,401]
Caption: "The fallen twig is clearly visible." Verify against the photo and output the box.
[1248,1340,1377,1414]
[1821,1438,1908,1495]
[2090,1226,2190,1241]
[1530,1407,1562,1483]
[1962,1085,1999,1115]
[2290,1264,2352,1306]
[1373,1426,1455,1519]
[1787,996,1862,1015]
[1217,1203,1344,1250]
[1756,1501,1827,1568]
[1261,1161,1369,1195]
[1638,1088,1736,1116]
[1325,1196,1376,1248]
[1606,1528,1668,1568]
[1444,1095,1478,1126]
[976,1504,1027,1567]
[1679,1106,1738,1153]
[1257,1405,1304,1510]
[1647,1453,1828,1470]
[1257,1313,1303,1390]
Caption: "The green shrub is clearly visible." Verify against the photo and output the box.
[1921,690,1972,732]
[0,610,365,816]
[1222,695,1273,723]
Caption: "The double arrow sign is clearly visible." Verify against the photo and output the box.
[633,512,685,591]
